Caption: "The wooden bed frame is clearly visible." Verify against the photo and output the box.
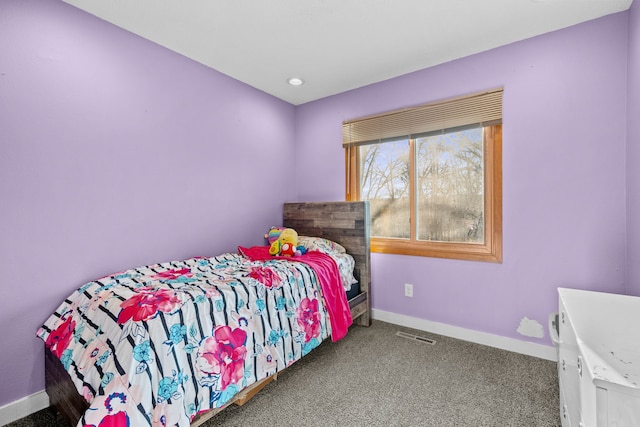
[45,201,371,426]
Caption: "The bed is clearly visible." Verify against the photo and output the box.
[38,201,371,427]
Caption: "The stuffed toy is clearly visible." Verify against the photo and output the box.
[268,228,298,256]
[266,227,307,257]
[265,227,287,245]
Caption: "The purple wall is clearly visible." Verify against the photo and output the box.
[1,0,636,412]
[627,1,640,295]
[0,0,295,406]
[296,13,629,342]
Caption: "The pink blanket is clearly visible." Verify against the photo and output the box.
[238,246,352,341]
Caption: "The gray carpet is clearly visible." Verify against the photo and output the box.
[7,320,560,427]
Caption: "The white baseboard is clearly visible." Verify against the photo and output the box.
[372,309,558,362]
[0,390,49,426]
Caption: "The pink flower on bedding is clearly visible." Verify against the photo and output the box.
[151,268,193,281]
[249,266,282,289]
[296,297,321,342]
[82,386,94,403]
[83,411,128,427]
[116,288,181,324]
[196,325,247,391]
[46,315,76,358]
[82,391,130,427]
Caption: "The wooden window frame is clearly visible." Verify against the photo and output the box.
[346,125,502,263]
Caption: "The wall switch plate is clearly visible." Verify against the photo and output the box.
[404,283,413,297]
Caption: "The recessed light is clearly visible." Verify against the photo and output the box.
[287,77,304,86]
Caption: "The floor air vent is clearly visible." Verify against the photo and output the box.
[395,331,436,345]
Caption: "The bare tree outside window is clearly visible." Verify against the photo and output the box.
[360,140,410,239]
[416,128,484,243]
[359,128,483,244]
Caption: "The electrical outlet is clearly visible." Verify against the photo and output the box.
[404,283,413,297]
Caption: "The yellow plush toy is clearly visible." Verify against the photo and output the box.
[268,228,299,257]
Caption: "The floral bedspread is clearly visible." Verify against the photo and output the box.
[37,252,339,427]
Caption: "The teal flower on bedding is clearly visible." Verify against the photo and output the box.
[96,282,117,292]
[268,329,285,346]
[276,297,286,311]
[158,376,179,401]
[244,364,254,380]
[302,337,320,356]
[95,350,111,367]
[183,343,197,354]
[218,384,239,406]
[170,275,197,284]
[73,323,85,343]
[60,349,73,370]
[179,371,189,384]
[255,299,265,313]
[187,402,198,416]
[133,340,151,362]
[101,372,114,388]
[169,324,187,345]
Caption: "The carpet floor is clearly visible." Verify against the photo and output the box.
[7,320,561,427]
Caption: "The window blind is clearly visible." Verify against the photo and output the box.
[342,88,503,147]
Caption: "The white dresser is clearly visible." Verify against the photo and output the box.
[555,288,640,427]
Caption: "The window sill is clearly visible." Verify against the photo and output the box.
[371,237,502,263]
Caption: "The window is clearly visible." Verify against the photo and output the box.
[344,89,502,262]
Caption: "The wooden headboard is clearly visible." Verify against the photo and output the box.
[283,201,371,326]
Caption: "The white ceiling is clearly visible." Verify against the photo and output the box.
[62,0,632,105]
